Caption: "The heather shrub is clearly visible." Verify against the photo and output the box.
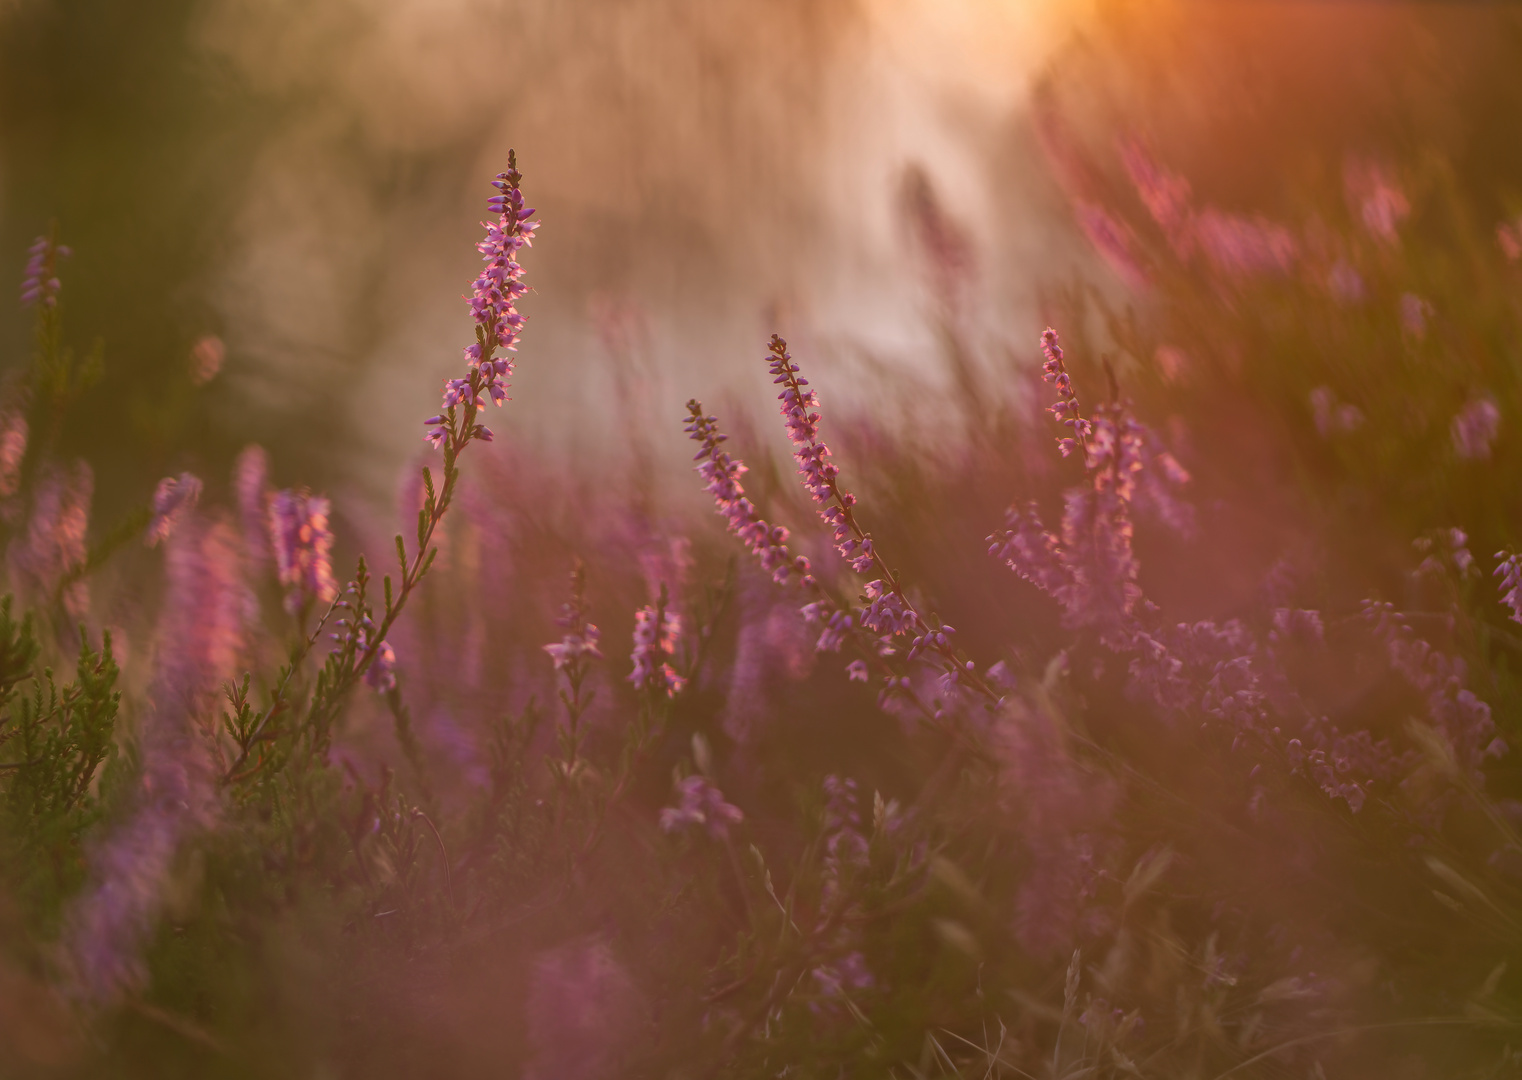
[3,34,1522,1079]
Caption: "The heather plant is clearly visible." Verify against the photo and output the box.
[4,108,1522,1080]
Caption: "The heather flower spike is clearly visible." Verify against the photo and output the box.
[1496,551,1522,625]
[764,334,996,705]
[660,774,744,841]
[146,472,203,547]
[425,150,539,451]
[1040,327,1090,458]
[269,489,338,615]
[20,232,71,308]
[684,402,811,587]
[629,584,684,698]
[546,561,602,767]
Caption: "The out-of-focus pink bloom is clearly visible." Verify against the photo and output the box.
[1153,345,1189,383]
[145,472,203,547]
[1192,209,1297,277]
[19,235,70,308]
[902,164,976,312]
[629,601,684,697]
[1344,159,1410,245]
[233,445,270,563]
[659,774,743,839]
[1118,138,1193,240]
[1365,601,1506,783]
[1496,551,1522,625]
[1328,260,1366,304]
[1451,398,1500,460]
[1074,202,1146,289]
[1399,293,1431,338]
[63,515,247,1002]
[0,410,27,499]
[524,937,640,1080]
[189,335,225,386]
[1499,220,1522,262]
[269,489,337,614]
[1310,387,1364,437]
[10,461,92,619]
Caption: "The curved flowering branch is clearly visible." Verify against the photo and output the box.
[222,158,539,783]
[990,328,1143,647]
[1039,328,1091,459]
[684,403,811,586]
[765,335,997,705]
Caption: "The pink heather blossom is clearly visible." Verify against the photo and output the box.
[991,330,1175,648]
[1497,552,1522,625]
[1310,387,1364,437]
[684,402,810,586]
[659,774,743,840]
[0,410,27,499]
[1328,260,1367,304]
[544,568,601,702]
[189,334,225,386]
[1074,202,1146,288]
[1452,399,1500,460]
[523,937,640,1080]
[426,156,538,448]
[1399,293,1431,338]
[767,336,885,576]
[1499,219,1522,262]
[269,489,338,614]
[145,472,203,547]
[10,461,92,619]
[19,234,70,308]
[629,599,684,698]
[1039,327,1091,458]
[1344,159,1410,245]
[1364,601,1506,783]
[63,516,247,1002]
[1118,138,1193,242]
[1191,208,1297,277]
[233,445,270,563]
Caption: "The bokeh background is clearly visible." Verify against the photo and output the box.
[9,1,1522,1075]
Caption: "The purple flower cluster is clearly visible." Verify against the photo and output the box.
[11,461,93,619]
[352,615,397,693]
[269,489,338,615]
[1496,551,1522,625]
[426,155,538,449]
[1040,328,1091,459]
[1451,398,1500,461]
[1364,601,1506,782]
[20,234,70,308]
[1120,142,1297,278]
[684,403,810,586]
[629,598,684,698]
[234,445,270,563]
[768,337,878,575]
[659,774,743,840]
[146,472,203,547]
[545,599,602,672]
[0,408,27,500]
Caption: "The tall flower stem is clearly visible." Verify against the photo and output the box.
[767,335,998,705]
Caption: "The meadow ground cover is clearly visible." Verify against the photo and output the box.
[7,8,1522,1079]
